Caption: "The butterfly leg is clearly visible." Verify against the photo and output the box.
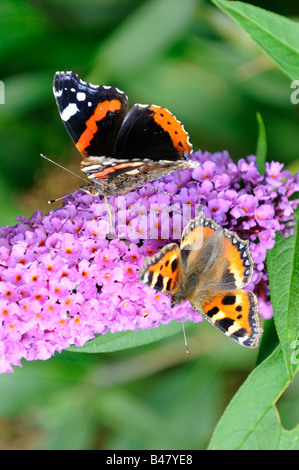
[139,186,174,196]
[103,195,115,239]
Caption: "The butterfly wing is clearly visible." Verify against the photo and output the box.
[180,210,220,272]
[114,104,192,161]
[220,228,253,288]
[191,290,262,348]
[53,71,128,158]
[138,243,181,295]
[179,211,254,291]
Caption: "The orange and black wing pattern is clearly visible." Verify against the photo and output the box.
[221,229,253,288]
[53,71,128,159]
[138,243,181,295]
[191,290,262,348]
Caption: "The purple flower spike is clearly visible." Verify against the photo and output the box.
[0,150,298,373]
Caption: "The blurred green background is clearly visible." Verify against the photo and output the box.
[0,0,298,450]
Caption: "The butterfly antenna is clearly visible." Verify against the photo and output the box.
[40,154,91,184]
[48,190,78,204]
[41,154,115,237]
[180,308,189,354]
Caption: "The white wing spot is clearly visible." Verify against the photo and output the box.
[76,92,86,101]
[61,103,79,121]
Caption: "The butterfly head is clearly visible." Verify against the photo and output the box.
[171,293,182,308]
[79,183,101,196]
[171,275,200,307]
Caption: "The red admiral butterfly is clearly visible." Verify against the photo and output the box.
[53,71,199,197]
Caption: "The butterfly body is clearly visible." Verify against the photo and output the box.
[53,71,199,196]
[79,156,193,196]
[139,210,263,348]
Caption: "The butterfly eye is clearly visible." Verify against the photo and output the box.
[189,277,199,289]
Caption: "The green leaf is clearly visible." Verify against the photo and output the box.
[267,208,299,380]
[68,320,184,353]
[211,0,299,80]
[255,112,267,174]
[207,346,299,450]
[256,318,279,366]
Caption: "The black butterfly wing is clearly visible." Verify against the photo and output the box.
[114,104,192,162]
[53,71,128,158]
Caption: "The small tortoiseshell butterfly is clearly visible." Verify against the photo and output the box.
[139,209,263,348]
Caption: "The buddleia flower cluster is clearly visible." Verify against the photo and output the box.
[0,149,298,373]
